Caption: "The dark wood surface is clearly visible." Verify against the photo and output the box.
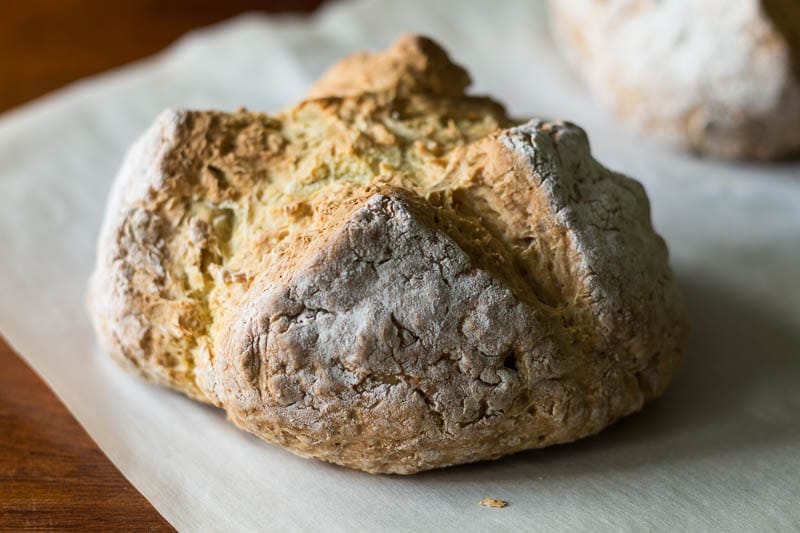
[0,1,324,529]
[0,340,175,530]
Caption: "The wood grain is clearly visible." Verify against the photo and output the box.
[0,339,174,530]
[0,0,323,529]
[0,0,324,113]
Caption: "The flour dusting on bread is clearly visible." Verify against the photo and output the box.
[88,35,687,474]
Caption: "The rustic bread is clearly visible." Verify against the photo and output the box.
[549,0,800,160]
[88,35,687,474]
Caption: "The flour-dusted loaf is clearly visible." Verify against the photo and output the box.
[88,35,687,474]
[549,0,800,160]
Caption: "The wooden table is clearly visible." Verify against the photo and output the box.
[0,1,323,529]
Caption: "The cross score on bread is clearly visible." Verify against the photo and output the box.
[88,35,687,474]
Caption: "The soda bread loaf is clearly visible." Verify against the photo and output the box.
[549,0,800,160]
[88,35,687,474]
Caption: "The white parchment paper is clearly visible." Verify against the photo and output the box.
[1,0,798,530]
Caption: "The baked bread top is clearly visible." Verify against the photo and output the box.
[88,35,687,473]
[549,0,800,160]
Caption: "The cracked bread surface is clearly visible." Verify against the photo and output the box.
[549,0,800,160]
[88,34,687,473]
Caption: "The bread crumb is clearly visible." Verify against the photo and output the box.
[479,497,508,509]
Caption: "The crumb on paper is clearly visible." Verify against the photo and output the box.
[479,497,508,509]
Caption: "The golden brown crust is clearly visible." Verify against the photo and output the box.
[308,34,471,99]
[88,35,687,473]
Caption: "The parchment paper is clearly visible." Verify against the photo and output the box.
[1,0,798,530]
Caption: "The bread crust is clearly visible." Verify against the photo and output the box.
[88,35,687,473]
[549,0,800,160]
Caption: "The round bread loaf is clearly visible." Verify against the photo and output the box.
[88,35,687,474]
[549,0,800,160]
